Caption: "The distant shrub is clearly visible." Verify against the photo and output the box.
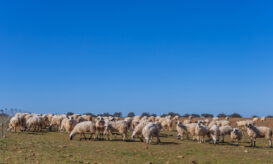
[217,113,227,118]
[266,115,273,118]
[229,113,242,118]
[113,112,122,117]
[66,112,74,116]
[150,113,157,117]
[201,113,214,118]
[252,115,259,118]
[127,112,135,117]
[167,112,180,117]
[161,114,167,117]
[141,112,150,117]
[181,113,190,118]
[191,114,200,118]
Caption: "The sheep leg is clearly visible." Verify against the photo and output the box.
[269,139,272,148]
[80,133,82,141]
[82,133,87,140]
[253,139,256,147]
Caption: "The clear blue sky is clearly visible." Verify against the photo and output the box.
[1,0,273,117]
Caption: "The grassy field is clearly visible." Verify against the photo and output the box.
[0,118,273,164]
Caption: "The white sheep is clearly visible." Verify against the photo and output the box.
[60,118,78,133]
[95,116,105,139]
[131,121,149,142]
[253,117,259,122]
[219,125,233,143]
[142,123,160,144]
[161,118,172,131]
[7,115,20,132]
[69,121,96,140]
[104,120,129,141]
[176,121,188,140]
[195,121,209,143]
[230,128,242,145]
[246,123,272,147]
[26,116,42,132]
[185,123,197,141]
[209,124,220,144]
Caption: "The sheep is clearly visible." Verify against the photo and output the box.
[209,124,220,144]
[26,116,42,132]
[183,116,192,124]
[41,114,49,129]
[246,123,272,148]
[15,113,27,131]
[81,115,92,121]
[7,115,21,132]
[185,123,197,140]
[216,120,231,127]
[154,121,162,131]
[253,117,259,122]
[95,116,105,139]
[219,125,233,143]
[60,118,78,133]
[212,117,219,121]
[69,121,96,140]
[176,121,188,140]
[236,120,255,130]
[49,115,66,131]
[155,116,161,122]
[142,123,160,144]
[225,116,229,120]
[261,117,266,122]
[195,121,209,143]
[104,120,128,141]
[148,116,155,122]
[71,114,80,120]
[124,117,133,129]
[132,119,140,129]
[161,118,173,131]
[131,121,149,142]
[230,128,242,145]
[77,116,87,123]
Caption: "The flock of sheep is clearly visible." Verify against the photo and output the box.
[7,113,272,147]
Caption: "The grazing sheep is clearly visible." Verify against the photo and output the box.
[209,124,220,144]
[142,123,160,144]
[219,125,233,143]
[131,121,149,142]
[69,121,96,140]
[71,114,80,120]
[15,113,27,131]
[104,120,129,141]
[246,123,272,148]
[195,121,209,143]
[60,118,78,133]
[230,128,242,145]
[176,121,188,140]
[7,115,21,132]
[225,116,229,120]
[212,117,219,121]
[26,116,42,132]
